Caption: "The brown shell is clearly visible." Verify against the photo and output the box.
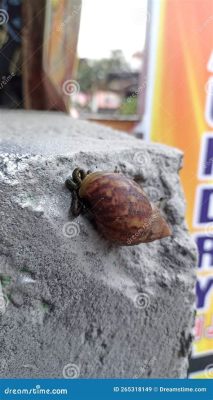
[79,172,171,245]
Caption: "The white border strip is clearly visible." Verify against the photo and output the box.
[137,0,161,141]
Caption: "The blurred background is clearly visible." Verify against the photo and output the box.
[0,0,149,134]
[0,0,213,379]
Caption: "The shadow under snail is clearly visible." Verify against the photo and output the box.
[65,167,172,245]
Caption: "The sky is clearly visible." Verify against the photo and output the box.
[77,0,148,62]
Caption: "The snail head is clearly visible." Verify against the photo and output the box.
[65,168,92,217]
[65,168,91,192]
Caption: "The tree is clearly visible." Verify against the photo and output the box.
[76,50,130,93]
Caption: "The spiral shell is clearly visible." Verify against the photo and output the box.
[78,171,171,245]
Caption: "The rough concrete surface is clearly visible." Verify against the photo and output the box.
[0,110,197,378]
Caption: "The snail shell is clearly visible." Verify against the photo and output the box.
[77,171,171,245]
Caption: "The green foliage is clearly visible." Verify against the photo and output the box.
[120,96,137,115]
[76,50,130,93]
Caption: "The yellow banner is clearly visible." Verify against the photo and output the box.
[145,0,213,377]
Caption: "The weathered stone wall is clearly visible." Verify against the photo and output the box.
[0,111,197,378]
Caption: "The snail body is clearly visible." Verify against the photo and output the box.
[65,168,171,245]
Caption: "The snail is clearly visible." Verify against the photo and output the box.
[65,168,172,245]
